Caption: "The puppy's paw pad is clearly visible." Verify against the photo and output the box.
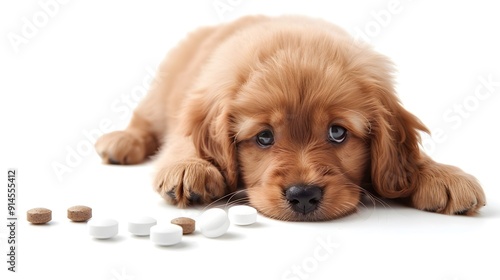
[154,159,226,207]
[95,131,146,165]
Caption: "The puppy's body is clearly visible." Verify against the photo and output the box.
[96,16,485,221]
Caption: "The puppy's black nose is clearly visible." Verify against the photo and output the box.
[285,185,322,214]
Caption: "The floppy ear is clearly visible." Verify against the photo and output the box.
[370,90,429,198]
[351,50,430,198]
[181,89,238,193]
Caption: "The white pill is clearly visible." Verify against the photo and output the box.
[150,224,183,246]
[199,208,230,238]
[228,205,257,225]
[128,216,157,236]
[88,218,118,239]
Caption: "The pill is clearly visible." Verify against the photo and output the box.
[67,205,92,222]
[228,205,257,225]
[199,208,230,238]
[88,218,118,239]
[27,208,52,224]
[128,216,157,236]
[171,217,195,235]
[150,224,183,246]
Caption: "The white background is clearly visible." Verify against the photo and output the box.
[1,1,500,279]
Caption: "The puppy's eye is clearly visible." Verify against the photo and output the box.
[256,130,274,147]
[328,125,347,143]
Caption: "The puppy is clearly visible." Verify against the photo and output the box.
[95,15,485,221]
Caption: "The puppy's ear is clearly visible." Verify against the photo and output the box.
[181,89,238,192]
[369,90,429,198]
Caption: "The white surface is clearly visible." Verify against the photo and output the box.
[228,205,257,225]
[1,1,500,279]
[199,208,231,238]
[88,218,119,239]
[150,224,182,246]
[128,216,157,236]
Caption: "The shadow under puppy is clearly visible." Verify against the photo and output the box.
[95,15,485,221]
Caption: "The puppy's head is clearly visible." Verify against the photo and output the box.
[184,24,428,221]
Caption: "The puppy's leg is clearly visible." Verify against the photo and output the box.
[95,25,226,165]
[410,155,486,215]
[95,113,159,164]
[153,134,227,207]
[95,72,167,165]
[95,63,168,165]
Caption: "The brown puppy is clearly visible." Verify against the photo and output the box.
[95,15,485,221]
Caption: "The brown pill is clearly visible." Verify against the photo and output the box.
[27,208,52,224]
[67,205,92,222]
[171,217,195,235]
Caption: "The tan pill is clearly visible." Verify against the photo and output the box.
[171,217,195,235]
[27,208,52,224]
[67,205,92,222]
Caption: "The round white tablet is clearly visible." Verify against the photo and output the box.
[199,208,230,238]
[150,224,183,246]
[88,218,119,239]
[228,205,257,225]
[128,216,157,236]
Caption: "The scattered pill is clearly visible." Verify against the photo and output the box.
[67,205,92,222]
[228,205,257,226]
[150,224,183,246]
[128,216,157,236]
[88,218,118,239]
[171,217,195,235]
[199,208,230,238]
[27,208,52,224]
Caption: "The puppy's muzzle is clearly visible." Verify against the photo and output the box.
[285,184,323,214]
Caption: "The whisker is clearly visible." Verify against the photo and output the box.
[224,197,251,209]
[363,191,391,209]
[202,189,248,211]
[342,183,393,219]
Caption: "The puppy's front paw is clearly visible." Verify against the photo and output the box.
[154,159,227,207]
[411,163,486,215]
[95,131,148,164]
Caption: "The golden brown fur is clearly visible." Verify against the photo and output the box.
[95,15,485,221]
